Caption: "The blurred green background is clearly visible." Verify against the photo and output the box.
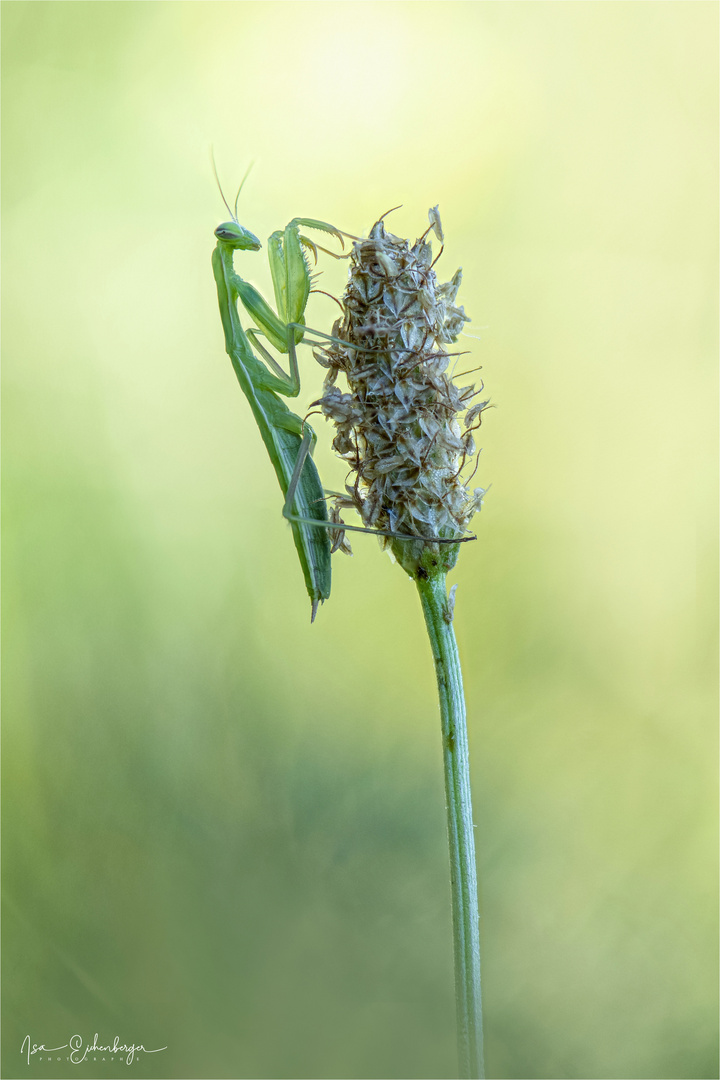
[2,3,717,1078]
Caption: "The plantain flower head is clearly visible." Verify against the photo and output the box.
[315,207,489,578]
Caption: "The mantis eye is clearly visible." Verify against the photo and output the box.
[214,224,239,241]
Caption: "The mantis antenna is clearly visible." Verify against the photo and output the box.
[210,147,235,221]
[210,148,254,223]
[234,161,254,221]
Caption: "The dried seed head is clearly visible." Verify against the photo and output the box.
[317,208,489,578]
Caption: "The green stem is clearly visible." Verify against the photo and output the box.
[416,571,484,1080]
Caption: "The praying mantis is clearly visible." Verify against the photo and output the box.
[212,180,473,620]
[211,181,343,621]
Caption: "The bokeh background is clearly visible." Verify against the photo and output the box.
[3,3,717,1078]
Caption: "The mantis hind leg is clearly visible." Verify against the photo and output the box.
[282,431,475,547]
[270,418,330,622]
[246,324,302,396]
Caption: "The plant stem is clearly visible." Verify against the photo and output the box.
[416,571,485,1080]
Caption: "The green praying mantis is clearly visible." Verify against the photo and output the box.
[211,177,470,620]
[211,185,339,621]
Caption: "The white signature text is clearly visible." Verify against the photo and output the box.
[21,1033,168,1066]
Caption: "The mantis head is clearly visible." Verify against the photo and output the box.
[214,221,262,251]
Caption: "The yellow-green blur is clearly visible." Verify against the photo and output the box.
[3,3,717,1078]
